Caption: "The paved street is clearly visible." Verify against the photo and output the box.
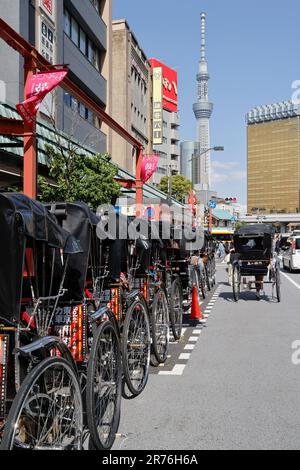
[114,265,300,450]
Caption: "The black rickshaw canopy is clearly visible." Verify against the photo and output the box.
[0,194,82,324]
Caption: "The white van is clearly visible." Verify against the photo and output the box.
[282,236,300,272]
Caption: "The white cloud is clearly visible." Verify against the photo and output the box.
[231,171,247,180]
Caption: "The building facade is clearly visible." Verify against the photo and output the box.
[247,101,300,214]
[148,59,180,188]
[0,0,112,155]
[111,19,151,173]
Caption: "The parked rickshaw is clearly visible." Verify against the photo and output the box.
[232,224,281,302]
[169,225,206,309]
[0,194,84,450]
[201,232,217,291]
[46,201,122,450]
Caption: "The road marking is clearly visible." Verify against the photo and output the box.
[179,353,191,360]
[189,336,199,342]
[185,344,195,350]
[204,314,210,318]
[281,272,300,290]
[159,364,186,376]
[192,329,202,335]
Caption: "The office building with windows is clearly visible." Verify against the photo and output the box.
[0,0,112,163]
[247,101,300,214]
[111,19,151,173]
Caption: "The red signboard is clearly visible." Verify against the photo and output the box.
[43,0,53,15]
[149,59,178,113]
[17,69,68,129]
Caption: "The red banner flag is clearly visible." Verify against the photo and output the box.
[141,155,159,184]
[16,69,68,129]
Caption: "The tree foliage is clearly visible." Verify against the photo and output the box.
[38,145,121,209]
[158,174,192,202]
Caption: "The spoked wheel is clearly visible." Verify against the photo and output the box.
[86,320,122,451]
[151,288,170,364]
[232,264,241,302]
[169,277,183,341]
[0,357,83,450]
[205,260,212,292]
[190,267,204,303]
[122,299,151,397]
[210,256,217,287]
[275,264,281,303]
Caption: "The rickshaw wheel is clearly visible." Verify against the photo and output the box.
[275,265,281,303]
[205,261,212,291]
[122,298,151,397]
[0,357,83,450]
[86,320,122,451]
[169,277,183,341]
[232,265,241,302]
[151,288,170,364]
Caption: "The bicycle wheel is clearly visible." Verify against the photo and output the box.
[169,277,183,341]
[232,264,241,302]
[1,357,83,450]
[122,299,151,397]
[151,288,170,364]
[86,320,122,451]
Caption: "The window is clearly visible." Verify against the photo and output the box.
[64,92,71,107]
[65,9,101,72]
[71,17,79,46]
[80,28,86,55]
[64,9,71,36]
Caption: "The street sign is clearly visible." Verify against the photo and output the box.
[208,201,217,209]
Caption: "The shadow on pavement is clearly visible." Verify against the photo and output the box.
[218,290,275,303]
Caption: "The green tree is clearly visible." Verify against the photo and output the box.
[158,174,192,202]
[38,144,121,209]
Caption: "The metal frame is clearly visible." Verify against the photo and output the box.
[0,18,144,211]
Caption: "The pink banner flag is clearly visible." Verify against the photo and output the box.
[141,155,159,184]
[16,69,68,129]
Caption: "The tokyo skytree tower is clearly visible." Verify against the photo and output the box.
[193,13,214,189]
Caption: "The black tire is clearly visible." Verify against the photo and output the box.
[122,299,151,397]
[275,265,281,303]
[190,267,204,303]
[232,264,241,302]
[1,357,83,450]
[169,277,183,341]
[86,320,122,451]
[151,289,170,364]
[205,260,211,291]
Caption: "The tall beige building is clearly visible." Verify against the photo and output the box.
[111,19,152,172]
[247,101,300,214]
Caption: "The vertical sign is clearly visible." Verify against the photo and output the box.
[153,67,163,145]
[37,0,56,64]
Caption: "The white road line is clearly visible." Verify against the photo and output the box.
[184,344,195,350]
[189,336,199,342]
[192,329,202,335]
[159,364,186,376]
[179,353,191,360]
[204,314,210,318]
[181,328,187,336]
[159,363,165,367]
[281,272,300,290]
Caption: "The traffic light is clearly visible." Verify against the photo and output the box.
[225,197,237,204]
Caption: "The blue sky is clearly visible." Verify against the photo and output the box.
[113,0,300,206]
